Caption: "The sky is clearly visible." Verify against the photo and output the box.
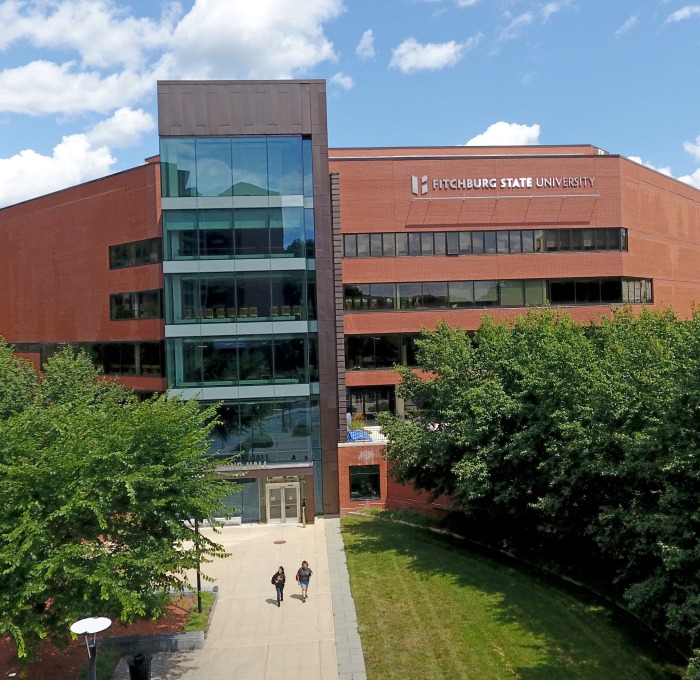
[0,0,699,208]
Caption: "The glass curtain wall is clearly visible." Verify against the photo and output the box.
[162,134,319,471]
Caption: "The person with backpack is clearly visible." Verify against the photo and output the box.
[296,560,313,602]
[271,566,286,607]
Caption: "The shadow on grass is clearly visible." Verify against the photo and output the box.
[342,516,685,680]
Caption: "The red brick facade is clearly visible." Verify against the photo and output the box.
[332,145,700,518]
[0,159,165,393]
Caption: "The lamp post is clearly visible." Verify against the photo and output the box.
[70,616,111,680]
[194,517,202,613]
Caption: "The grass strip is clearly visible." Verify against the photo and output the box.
[342,514,684,680]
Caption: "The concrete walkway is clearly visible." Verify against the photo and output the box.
[113,517,366,680]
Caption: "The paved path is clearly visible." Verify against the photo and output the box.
[113,517,366,680]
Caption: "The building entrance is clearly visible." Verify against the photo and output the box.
[265,482,300,524]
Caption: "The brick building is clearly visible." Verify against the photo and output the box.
[1,80,700,521]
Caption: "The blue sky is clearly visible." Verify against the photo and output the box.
[0,0,699,208]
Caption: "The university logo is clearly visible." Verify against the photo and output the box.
[411,175,428,196]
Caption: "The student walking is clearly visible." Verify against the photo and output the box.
[271,566,286,607]
[296,560,313,602]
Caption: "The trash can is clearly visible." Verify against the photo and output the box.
[127,653,152,680]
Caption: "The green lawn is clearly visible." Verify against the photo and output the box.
[341,514,684,680]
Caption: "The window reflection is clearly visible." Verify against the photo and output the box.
[205,397,319,464]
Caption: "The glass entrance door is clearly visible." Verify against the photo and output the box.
[266,482,300,524]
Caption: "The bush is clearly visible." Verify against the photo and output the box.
[685,652,700,680]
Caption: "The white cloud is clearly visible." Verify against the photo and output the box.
[0,107,157,207]
[627,156,673,177]
[456,0,480,6]
[541,2,571,23]
[615,14,638,36]
[498,12,533,41]
[389,35,481,73]
[356,29,375,59]
[0,134,116,208]
[171,0,343,79]
[664,5,700,23]
[0,0,179,70]
[330,72,354,89]
[465,122,541,146]
[86,107,155,149]
[0,60,167,115]
[678,169,700,188]
[683,135,700,161]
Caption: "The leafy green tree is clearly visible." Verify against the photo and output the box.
[379,308,700,654]
[0,346,232,661]
[0,339,36,418]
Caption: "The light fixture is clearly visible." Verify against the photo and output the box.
[70,617,112,680]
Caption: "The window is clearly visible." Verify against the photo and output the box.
[474,280,498,306]
[534,230,546,252]
[446,232,460,255]
[608,228,621,250]
[370,234,383,257]
[356,234,370,257]
[459,232,472,254]
[500,280,524,307]
[235,208,268,257]
[110,290,162,320]
[383,233,396,257]
[349,465,381,500]
[484,231,497,254]
[497,231,509,254]
[549,280,576,304]
[270,207,304,257]
[344,234,357,258]
[449,281,474,308]
[558,230,572,251]
[370,283,396,310]
[408,232,421,256]
[396,233,408,256]
[508,230,522,253]
[433,232,446,255]
[420,233,434,256]
[109,238,161,269]
[422,282,448,309]
[398,282,422,309]
[571,230,584,251]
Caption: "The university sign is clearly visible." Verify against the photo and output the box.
[411,174,596,195]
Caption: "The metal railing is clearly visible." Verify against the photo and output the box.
[338,426,388,444]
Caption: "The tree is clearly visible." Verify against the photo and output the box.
[0,339,36,418]
[0,345,233,661]
[379,308,700,653]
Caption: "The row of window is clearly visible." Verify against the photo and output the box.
[14,342,164,377]
[344,278,652,310]
[167,335,319,388]
[343,228,628,258]
[110,290,162,320]
[109,238,162,270]
[161,136,313,198]
[165,271,315,324]
[163,207,315,260]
